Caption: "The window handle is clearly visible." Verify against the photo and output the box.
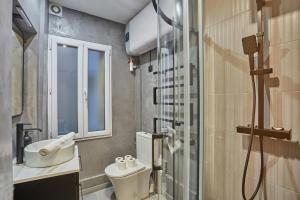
[84,90,88,102]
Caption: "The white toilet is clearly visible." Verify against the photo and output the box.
[105,132,152,200]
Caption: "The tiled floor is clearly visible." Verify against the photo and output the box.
[83,187,162,200]
[83,187,115,200]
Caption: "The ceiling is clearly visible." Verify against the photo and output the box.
[51,0,151,24]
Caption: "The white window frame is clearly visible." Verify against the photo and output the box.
[48,35,112,140]
[83,41,112,138]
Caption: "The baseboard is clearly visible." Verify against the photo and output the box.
[82,182,112,195]
[80,173,112,195]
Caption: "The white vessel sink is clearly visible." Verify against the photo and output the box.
[24,139,75,168]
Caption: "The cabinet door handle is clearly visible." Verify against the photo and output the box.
[79,155,83,171]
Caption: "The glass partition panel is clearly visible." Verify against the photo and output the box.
[157,0,201,199]
[157,0,186,199]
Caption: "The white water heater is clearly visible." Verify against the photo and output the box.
[125,2,173,56]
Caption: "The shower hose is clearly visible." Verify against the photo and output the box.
[242,74,264,200]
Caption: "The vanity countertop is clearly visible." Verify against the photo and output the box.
[13,145,80,184]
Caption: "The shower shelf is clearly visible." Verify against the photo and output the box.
[236,126,291,140]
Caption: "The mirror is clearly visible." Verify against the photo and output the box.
[11,0,37,117]
[11,30,24,117]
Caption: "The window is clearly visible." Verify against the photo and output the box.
[48,35,112,139]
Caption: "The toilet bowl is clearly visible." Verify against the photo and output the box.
[105,161,152,200]
[105,132,153,200]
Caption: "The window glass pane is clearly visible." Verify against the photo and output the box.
[57,44,78,135]
[88,49,105,132]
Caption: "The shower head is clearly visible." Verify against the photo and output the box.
[242,35,258,55]
[242,35,258,71]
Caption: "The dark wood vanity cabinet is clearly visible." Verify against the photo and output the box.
[14,172,79,200]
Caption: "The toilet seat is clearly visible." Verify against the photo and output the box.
[105,160,147,178]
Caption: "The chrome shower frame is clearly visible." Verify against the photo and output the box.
[153,0,204,199]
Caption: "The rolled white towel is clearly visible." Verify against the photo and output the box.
[39,132,75,156]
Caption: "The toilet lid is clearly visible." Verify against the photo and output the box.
[105,160,146,178]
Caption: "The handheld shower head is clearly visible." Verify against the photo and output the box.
[242,35,258,55]
[242,35,258,71]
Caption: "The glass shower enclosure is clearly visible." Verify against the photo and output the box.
[154,0,203,199]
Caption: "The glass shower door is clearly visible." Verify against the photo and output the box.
[156,0,202,199]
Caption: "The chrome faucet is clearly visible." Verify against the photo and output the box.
[16,123,42,164]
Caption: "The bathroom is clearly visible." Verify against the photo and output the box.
[0,0,300,199]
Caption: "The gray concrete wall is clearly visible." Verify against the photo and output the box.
[12,0,49,155]
[135,50,158,133]
[0,0,13,199]
[49,7,136,191]
[37,0,49,145]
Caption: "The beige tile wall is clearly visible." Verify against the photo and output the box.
[203,0,300,199]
